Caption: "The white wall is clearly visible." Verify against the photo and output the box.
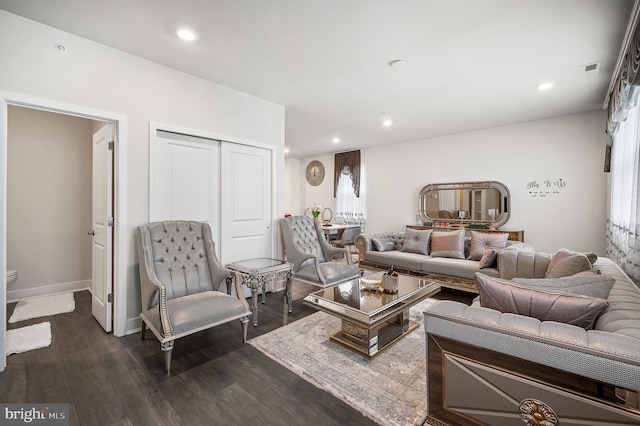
[296,111,608,255]
[7,106,93,300]
[0,11,285,332]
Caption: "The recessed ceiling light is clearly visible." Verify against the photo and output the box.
[382,118,394,127]
[389,60,406,68]
[177,28,198,41]
[332,137,340,143]
[536,81,553,91]
[284,148,290,154]
[54,43,67,52]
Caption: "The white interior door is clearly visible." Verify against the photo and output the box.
[91,124,113,332]
[220,143,272,265]
[149,130,221,245]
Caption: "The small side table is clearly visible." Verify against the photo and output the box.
[226,258,293,326]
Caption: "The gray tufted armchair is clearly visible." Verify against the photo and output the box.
[136,220,251,374]
[280,216,359,287]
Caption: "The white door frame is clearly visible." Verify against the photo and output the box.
[0,91,128,372]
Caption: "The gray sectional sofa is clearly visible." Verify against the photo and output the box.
[355,229,532,293]
[423,251,640,425]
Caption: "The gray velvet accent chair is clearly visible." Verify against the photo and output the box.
[280,215,360,288]
[331,225,362,263]
[136,220,251,374]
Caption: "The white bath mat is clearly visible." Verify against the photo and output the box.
[6,322,52,355]
[9,292,75,323]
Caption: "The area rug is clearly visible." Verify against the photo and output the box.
[5,322,52,355]
[9,292,75,323]
[249,298,437,426]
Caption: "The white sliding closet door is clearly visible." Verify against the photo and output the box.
[149,130,221,245]
[220,143,272,265]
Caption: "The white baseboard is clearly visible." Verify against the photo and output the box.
[125,317,142,336]
[6,280,91,303]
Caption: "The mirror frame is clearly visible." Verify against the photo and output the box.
[418,181,511,228]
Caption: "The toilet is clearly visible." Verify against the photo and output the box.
[6,270,18,288]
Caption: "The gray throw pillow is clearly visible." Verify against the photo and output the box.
[475,273,608,329]
[512,274,615,300]
[372,238,396,252]
[545,254,592,278]
[478,248,499,269]
[400,229,432,255]
[430,229,465,259]
[546,248,598,277]
[467,231,509,260]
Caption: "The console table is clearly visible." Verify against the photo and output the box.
[407,225,524,242]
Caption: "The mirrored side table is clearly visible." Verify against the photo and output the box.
[226,258,293,326]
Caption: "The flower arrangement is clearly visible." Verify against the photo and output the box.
[310,204,322,218]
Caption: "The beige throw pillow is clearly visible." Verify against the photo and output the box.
[545,248,598,278]
[430,229,465,259]
[478,248,499,269]
[475,273,608,329]
[545,254,592,278]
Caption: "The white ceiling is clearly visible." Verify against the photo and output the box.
[0,0,634,158]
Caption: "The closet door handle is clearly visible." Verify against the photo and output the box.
[88,230,95,237]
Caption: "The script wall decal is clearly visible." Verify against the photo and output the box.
[526,178,566,198]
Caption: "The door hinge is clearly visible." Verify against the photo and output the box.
[107,293,113,303]
[107,217,114,227]
[108,141,115,151]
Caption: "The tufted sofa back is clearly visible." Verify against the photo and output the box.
[138,221,228,306]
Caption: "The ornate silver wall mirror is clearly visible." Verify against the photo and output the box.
[418,181,511,228]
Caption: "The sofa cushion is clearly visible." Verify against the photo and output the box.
[512,274,615,300]
[372,237,395,252]
[475,273,608,329]
[545,254,592,278]
[400,228,432,255]
[431,229,465,259]
[467,231,509,260]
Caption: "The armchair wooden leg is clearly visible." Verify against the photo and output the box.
[161,341,174,375]
[140,322,146,340]
[241,317,249,343]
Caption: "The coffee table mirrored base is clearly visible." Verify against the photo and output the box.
[304,272,440,359]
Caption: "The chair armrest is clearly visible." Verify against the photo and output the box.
[315,222,353,265]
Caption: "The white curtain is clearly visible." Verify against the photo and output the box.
[607,92,640,282]
[336,160,366,229]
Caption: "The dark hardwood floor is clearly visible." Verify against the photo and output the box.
[1,280,473,426]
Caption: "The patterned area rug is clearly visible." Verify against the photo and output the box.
[249,298,437,426]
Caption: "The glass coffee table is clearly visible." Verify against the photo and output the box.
[303,271,440,358]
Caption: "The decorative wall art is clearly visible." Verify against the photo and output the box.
[526,179,567,198]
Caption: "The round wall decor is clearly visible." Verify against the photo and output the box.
[306,160,325,186]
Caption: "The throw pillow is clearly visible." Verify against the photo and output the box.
[372,237,396,252]
[546,248,598,277]
[512,274,615,300]
[545,254,592,278]
[475,273,608,329]
[467,231,509,261]
[400,229,432,255]
[430,229,465,259]
[478,248,499,269]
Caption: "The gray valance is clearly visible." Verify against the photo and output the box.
[607,16,640,142]
[334,150,360,197]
